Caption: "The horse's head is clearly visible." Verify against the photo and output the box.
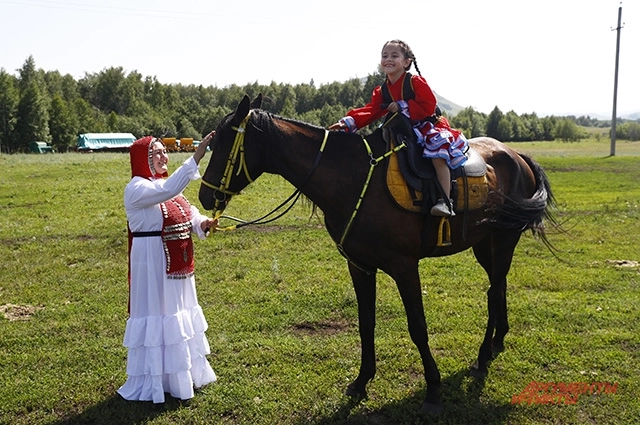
[199,94,264,216]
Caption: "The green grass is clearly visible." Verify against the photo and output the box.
[0,138,639,424]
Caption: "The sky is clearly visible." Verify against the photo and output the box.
[1,0,638,117]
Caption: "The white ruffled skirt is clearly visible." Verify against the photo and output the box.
[118,269,216,403]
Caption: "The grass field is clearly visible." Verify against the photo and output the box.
[0,138,639,424]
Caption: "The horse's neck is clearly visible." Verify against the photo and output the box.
[268,124,356,208]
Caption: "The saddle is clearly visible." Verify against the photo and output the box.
[382,116,489,214]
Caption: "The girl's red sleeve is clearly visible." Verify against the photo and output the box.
[346,86,388,129]
[407,75,437,120]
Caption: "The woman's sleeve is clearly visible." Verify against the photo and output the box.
[408,75,437,120]
[126,156,201,208]
[190,203,208,240]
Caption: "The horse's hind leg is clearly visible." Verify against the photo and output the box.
[470,232,521,378]
[345,263,377,399]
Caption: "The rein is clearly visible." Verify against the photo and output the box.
[201,111,330,231]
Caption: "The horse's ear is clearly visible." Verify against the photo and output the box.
[232,95,251,125]
[250,93,263,109]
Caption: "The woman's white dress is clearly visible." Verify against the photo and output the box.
[118,156,216,403]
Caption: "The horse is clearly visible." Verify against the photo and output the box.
[199,94,556,413]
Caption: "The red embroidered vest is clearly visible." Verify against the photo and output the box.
[161,195,194,279]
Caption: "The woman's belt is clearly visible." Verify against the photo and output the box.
[131,231,162,237]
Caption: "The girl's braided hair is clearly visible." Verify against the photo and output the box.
[383,39,422,77]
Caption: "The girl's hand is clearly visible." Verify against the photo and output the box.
[328,122,345,130]
[386,102,399,113]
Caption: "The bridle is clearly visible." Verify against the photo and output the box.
[200,112,254,216]
[200,110,330,230]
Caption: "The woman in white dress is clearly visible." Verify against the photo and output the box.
[118,133,218,403]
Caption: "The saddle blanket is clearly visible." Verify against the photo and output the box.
[386,150,489,214]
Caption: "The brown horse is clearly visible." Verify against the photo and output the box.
[199,94,556,413]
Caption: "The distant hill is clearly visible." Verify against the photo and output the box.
[433,91,639,120]
[434,92,465,116]
[567,111,640,120]
[622,112,640,120]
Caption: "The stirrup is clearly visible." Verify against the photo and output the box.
[437,217,451,247]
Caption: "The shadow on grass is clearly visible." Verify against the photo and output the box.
[50,393,188,425]
[301,368,514,425]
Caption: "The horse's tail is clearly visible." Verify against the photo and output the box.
[484,153,559,250]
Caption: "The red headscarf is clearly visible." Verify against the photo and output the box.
[129,136,168,179]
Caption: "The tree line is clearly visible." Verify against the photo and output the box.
[1,56,639,153]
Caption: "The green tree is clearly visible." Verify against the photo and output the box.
[486,106,503,139]
[14,57,50,151]
[0,69,19,153]
[338,78,365,110]
[84,66,129,115]
[176,117,200,139]
[17,55,39,92]
[554,118,582,142]
[317,103,347,128]
[293,83,317,114]
[74,97,107,134]
[617,121,640,141]
[505,111,526,141]
[521,113,544,141]
[274,84,297,116]
[540,116,557,140]
[49,94,78,151]
[496,117,513,141]
[363,70,385,98]
[451,107,486,138]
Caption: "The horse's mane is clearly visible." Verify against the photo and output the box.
[250,109,319,135]
[247,109,367,221]
[250,109,365,145]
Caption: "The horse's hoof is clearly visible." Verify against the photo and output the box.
[422,401,443,415]
[345,384,367,400]
[469,360,488,379]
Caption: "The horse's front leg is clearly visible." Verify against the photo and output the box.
[393,262,442,414]
[345,262,377,399]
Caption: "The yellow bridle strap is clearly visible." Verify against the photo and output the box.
[202,113,254,213]
[200,178,237,195]
[320,129,329,151]
[338,137,407,246]
[220,115,249,188]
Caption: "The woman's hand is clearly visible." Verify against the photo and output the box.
[328,122,345,131]
[201,217,219,236]
[194,130,215,164]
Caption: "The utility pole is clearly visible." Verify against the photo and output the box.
[610,3,623,156]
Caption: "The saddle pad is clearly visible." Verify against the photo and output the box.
[386,151,489,213]
[386,149,424,212]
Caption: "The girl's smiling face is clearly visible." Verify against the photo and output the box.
[150,141,168,175]
[380,43,411,82]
